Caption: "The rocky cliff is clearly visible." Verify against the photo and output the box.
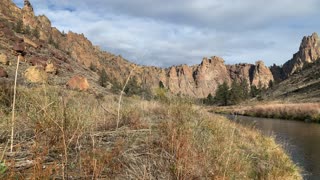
[0,0,302,98]
[282,32,320,77]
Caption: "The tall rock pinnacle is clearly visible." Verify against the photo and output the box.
[23,0,33,12]
[282,32,320,77]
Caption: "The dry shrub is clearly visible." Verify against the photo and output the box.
[121,108,146,129]
[80,138,124,179]
[0,80,13,114]
[0,86,302,179]
[241,103,320,122]
[157,101,302,179]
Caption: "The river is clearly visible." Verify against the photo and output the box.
[227,115,320,180]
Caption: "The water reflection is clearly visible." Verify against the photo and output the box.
[227,115,320,180]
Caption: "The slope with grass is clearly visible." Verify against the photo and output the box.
[0,85,302,179]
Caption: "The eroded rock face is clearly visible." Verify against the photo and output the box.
[251,61,274,88]
[0,67,8,78]
[283,32,320,77]
[24,66,48,83]
[67,75,89,91]
[227,63,253,84]
[191,56,231,97]
[64,32,101,68]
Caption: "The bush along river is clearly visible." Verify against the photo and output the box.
[226,115,320,180]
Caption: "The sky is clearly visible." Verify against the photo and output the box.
[13,0,320,67]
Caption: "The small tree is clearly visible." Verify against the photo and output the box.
[48,35,54,44]
[14,19,23,33]
[89,62,97,72]
[214,81,230,106]
[33,27,40,38]
[24,25,31,35]
[268,80,274,89]
[124,77,141,96]
[240,79,249,100]
[204,93,214,105]
[98,69,108,87]
[159,81,165,89]
[250,85,260,97]
[229,80,242,105]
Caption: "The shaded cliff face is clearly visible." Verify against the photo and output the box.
[282,33,320,77]
[270,64,285,82]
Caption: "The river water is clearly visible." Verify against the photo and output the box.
[227,115,320,180]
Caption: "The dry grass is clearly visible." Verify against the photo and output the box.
[231,103,320,122]
[0,85,302,179]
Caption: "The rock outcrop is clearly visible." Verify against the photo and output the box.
[2,0,320,99]
[67,75,89,91]
[251,61,274,88]
[24,66,48,83]
[282,32,320,77]
[270,64,285,82]
[227,61,274,88]
[192,56,231,97]
[0,53,8,65]
[45,62,57,74]
[227,63,253,84]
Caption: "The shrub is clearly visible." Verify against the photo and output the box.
[89,62,97,72]
[98,69,108,87]
[32,27,40,38]
[0,80,13,114]
[14,20,23,33]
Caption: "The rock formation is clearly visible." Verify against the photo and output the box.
[270,64,285,82]
[0,53,8,65]
[1,0,319,99]
[24,66,48,83]
[251,61,274,88]
[45,62,57,74]
[67,75,89,91]
[282,33,320,77]
[227,61,274,88]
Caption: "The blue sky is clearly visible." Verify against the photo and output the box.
[13,0,320,67]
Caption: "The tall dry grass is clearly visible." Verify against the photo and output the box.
[0,85,302,179]
[236,103,320,122]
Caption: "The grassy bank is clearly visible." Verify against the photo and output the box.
[212,103,320,122]
[0,85,302,179]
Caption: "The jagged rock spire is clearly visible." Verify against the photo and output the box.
[23,0,33,12]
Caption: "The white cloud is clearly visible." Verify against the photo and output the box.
[13,0,320,67]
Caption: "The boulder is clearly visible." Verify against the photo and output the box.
[13,42,25,54]
[24,66,47,83]
[45,62,57,74]
[0,54,8,65]
[67,75,89,91]
[0,67,8,78]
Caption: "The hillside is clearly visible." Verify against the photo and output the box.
[0,0,279,99]
[0,0,305,179]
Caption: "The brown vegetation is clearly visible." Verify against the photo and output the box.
[0,85,302,179]
[214,103,320,122]
[241,103,320,122]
